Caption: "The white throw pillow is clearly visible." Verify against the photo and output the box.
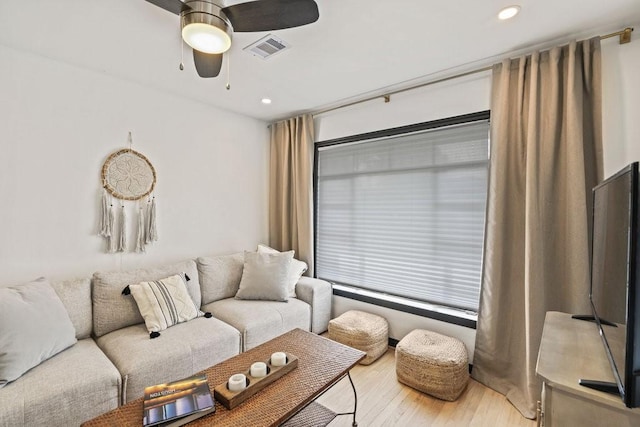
[0,278,77,388]
[128,274,202,337]
[235,250,294,302]
[257,244,308,297]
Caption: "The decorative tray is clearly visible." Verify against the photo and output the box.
[213,353,299,410]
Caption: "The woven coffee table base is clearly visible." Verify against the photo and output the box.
[395,329,469,401]
[328,310,388,365]
[282,402,337,427]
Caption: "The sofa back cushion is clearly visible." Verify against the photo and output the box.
[197,253,244,305]
[50,278,93,340]
[92,260,201,337]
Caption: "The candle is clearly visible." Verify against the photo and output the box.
[228,373,246,392]
[250,361,267,377]
[271,352,287,367]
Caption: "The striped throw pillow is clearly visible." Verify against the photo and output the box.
[129,274,202,337]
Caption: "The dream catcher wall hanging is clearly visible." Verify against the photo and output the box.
[98,133,158,253]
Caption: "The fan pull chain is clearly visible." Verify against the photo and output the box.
[179,17,185,71]
[226,52,231,90]
[128,131,133,150]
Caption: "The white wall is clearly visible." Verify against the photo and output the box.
[0,45,269,284]
[602,37,640,177]
[315,37,640,361]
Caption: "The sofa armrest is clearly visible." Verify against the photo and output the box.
[295,277,332,334]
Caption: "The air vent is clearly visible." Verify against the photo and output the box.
[243,34,290,60]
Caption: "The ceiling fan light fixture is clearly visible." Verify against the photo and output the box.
[181,1,232,54]
[182,22,231,54]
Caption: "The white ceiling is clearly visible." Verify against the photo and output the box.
[1,0,639,122]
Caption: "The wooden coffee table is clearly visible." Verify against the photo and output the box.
[83,328,365,427]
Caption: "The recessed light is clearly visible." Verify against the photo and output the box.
[261,98,272,105]
[498,5,520,20]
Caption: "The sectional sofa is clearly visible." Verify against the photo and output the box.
[0,252,332,427]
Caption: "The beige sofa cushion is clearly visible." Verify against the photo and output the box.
[129,273,202,335]
[197,253,244,305]
[257,245,308,297]
[0,338,121,427]
[235,250,293,302]
[96,317,240,403]
[92,260,201,337]
[0,278,77,388]
[203,298,310,351]
[50,277,93,340]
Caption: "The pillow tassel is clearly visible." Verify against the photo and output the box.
[150,331,160,339]
[204,312,212,318]
[122,285,131,296]
[184,273,191,282]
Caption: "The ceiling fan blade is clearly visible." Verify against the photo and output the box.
[145,0,191,15]
[222,0,319,32]
[193,50,223,78]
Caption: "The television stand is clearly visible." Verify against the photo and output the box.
[571,314,618,327]
[578,379,620,395]
[536,312,640,426]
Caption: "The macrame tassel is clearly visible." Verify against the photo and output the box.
[107,203,117,253]
[135,203,146,253]
[118,204,127,252]
[148,196,158,242]
[99,189,110,237]
[144,198,152,244]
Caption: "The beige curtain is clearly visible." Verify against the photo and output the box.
[269,114,315,275]
[472,38,603,419]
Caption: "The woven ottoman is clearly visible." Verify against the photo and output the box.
[328,310,388,365]
[395,329,469,401]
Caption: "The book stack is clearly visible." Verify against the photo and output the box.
[143,374,215,427]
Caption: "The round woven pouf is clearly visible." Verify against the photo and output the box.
[328,310,388,365]
[395,329,469,401]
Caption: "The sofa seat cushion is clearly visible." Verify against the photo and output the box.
[203,298,311,351]
[0,338,121,427]
[96,317,240,403]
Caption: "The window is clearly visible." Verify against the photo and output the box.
[315,112,489,319]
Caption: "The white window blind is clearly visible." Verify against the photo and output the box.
[316,120,489,311]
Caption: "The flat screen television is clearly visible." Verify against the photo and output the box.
[574,161,640,407]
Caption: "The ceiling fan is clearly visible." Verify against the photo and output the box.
[145,0,319,78]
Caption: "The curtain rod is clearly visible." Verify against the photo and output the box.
[312,27,634,117]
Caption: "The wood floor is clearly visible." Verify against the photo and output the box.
[317,349,535,427]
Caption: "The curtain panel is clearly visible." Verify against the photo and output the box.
[472,38,603,418]
[268,114,315,275]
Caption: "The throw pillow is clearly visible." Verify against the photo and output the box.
[235,250,294,302]
[197,252,245,305]
[0,277,77,388]
[128,274,203,338]
[92,259,202,338]
[257,244,308,297]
